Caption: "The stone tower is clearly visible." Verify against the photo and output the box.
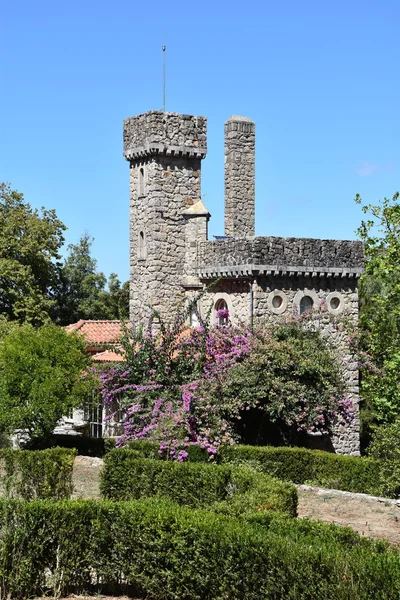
[224,116,255,237]
[123,111,208,324]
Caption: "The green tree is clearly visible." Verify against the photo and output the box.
[107,273,130,320]
[0,323,91,440]
[355,192,400,425]
[0,183,66,325]
[56,233,129,324]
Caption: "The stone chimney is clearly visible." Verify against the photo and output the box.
[224,115,255,237]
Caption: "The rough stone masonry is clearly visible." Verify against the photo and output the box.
[123,110,364,455]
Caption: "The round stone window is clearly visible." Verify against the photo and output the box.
[326,292,345,315]
[267,291,288,315]
[330,297,340,310]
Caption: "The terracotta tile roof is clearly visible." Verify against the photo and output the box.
[92,348,125,362]
[66,319,195,363]
[65,320,128,345]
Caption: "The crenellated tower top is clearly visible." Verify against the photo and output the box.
[123,111,207,161]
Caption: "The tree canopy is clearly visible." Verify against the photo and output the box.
[356,192,400,425]
[55,232,129,324]
[0,323,92,440]
[0,184,129,326]
[0,183,66,325]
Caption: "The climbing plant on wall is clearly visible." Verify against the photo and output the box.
[99,299,353,459]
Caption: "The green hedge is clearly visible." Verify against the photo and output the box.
[100,449,298,518]
[118,441,385,496]
[218,445,383,495]
[26,434,106,457]
[0,447,76,500]
[1,498,399,599]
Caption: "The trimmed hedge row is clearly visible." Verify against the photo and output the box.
[100,449,298,518]
[0,447,76,500]
[1,498,399,599]
[113,440,385,496]
[26,433,106,457]
[219,445,382,496]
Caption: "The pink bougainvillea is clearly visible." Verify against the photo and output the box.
[98,300,354,460]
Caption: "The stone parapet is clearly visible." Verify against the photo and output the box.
[123,111,207,160]
[198,236,364,275]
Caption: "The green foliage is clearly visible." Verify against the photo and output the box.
[0,448,76,499]
[0,182,66,325]
[104,307,351,458]
[0,323,92,440]
[219,445,382,496]
[107,272,129,320]
[100,449,298,518]
[361,352,400,425]
[0,185,127,326]
[26,433,107,457]
[221,318,349,443]
[1,498,399,599]
[0,316,18,341]
[0,433,11,449]
[125,440,385,496]
[368,421,400,498]
[355,193,400,426]
[56,232,129,324]
[356,192,400,362]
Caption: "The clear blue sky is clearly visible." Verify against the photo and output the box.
[1,0,399,283]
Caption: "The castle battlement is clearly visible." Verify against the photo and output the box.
[197,236,364,279]
[123,111,207,160]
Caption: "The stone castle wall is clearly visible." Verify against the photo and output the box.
[199,275,360,455]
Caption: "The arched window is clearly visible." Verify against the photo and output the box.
[299,295,313,315]
[190,310,200,327]
[138,167,145,197]
[138,230,147,259]
[215,299,229,326]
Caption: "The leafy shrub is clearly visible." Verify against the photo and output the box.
[0,448,76,500]
[368,421,400,497]
[219,445,382,495]
[222,319,351,445]
[0,432,11,449]
[100,449,297,517]
[1,498,400,599]
[106,438,210,462]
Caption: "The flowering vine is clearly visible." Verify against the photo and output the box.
[98,298,354,460]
